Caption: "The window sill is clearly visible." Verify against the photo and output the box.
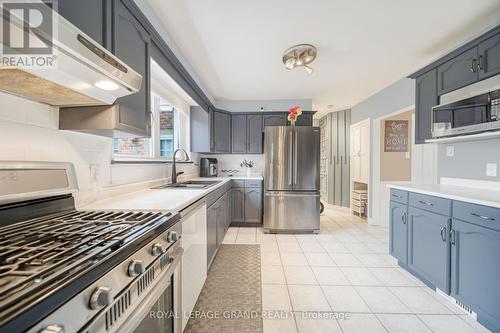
[112,156,194,164]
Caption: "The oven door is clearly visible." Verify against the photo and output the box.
[116,249,182,333]
[84,247,183,333]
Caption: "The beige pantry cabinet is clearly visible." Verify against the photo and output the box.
[350,119,370,184]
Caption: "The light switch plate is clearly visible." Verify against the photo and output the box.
[486,163,497,177]
[405,152,410,159]
[446,145,454,157]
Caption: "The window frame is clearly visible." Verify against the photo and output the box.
[112,93,181,162]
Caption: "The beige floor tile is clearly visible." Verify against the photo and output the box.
[322,285,371,313]
[288,285,331,312]
[281,252,308,266]
[418,315,478,333]
[389,287,454,314]
[296,315,343,333]
[263,317,298,333]
[278,241,303,253]
[338,313,387,333]
[376,314,432,333]
[283,265,318,285]
[311,266,350,285]
[262,284,292,310]
[261,252,282,266]
[304,252,336,267]
[355,286,411,313]
[299,242,326,253]
[340,267,382,286]
[261,265,286,284]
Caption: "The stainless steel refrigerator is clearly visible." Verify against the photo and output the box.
[263,126,320,233]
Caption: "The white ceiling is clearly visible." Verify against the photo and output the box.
[147,0,500,113]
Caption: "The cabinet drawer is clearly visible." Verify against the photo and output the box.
[232,180,246,188]
[245,180,263,188]
[409,193,451,216]
[453,201,500,232]
[390,189,408,204]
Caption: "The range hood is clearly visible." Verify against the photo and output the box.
[0,2,142,106]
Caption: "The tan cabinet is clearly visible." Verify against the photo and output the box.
[350,119,370,184]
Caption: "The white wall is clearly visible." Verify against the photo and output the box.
[351,78,437,225]
[214,99,313,112]
[0,92,198,207]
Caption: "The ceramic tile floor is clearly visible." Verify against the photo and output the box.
[222,204,491,333]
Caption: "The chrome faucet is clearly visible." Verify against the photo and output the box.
[171,148,190,184]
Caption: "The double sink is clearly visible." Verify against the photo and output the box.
[152,180,221,190]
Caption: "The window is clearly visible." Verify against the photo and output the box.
[113,93,179,159]
[158,102,178,158]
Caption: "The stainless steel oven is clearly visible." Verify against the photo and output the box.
[0,162,184,333]
[105,247,182,333]
[431,76,500,139]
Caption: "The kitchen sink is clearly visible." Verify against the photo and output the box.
[152,180,221,190]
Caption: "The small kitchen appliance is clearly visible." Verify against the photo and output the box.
[200,158,218,177]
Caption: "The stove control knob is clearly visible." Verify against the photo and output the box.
[165,231,179,243]
[151,243,166,256]
[128,259,145,277]
[89,286,113,310]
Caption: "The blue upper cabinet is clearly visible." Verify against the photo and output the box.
[451,219,500,331]
[437,48,479,95]
[410,26,500,144]
[57,0,109,48]
[408,206,451,293]
[478,32,500,80]
[112,0,151,137]
[415,69,438,144]
[389,200,408,265]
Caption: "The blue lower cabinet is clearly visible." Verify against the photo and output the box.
[451,219,500,332]
[389,201,408,265]
[408,207,451,293]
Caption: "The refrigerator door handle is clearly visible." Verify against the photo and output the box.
[288,130,293,185]
[294,130,298,185]
[265,192,320,197]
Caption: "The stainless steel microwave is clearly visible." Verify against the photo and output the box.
[431,87,500,139]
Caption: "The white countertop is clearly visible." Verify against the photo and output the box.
[82,176,263,213]
[387,183,500,208]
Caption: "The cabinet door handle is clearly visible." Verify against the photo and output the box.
[449,229,456,245]
[418,200,434,206]
[402,213,407,224]
[470,59,477,73]
[470,212,495,221]
[477,55,483,71]
[440,227,446,242]
[392,194,403,199]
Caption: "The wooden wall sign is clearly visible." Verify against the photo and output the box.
[384,120,408,152]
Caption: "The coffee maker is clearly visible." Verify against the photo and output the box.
[200,158,218,177]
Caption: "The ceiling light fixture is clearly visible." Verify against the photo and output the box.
[282,44,317,75]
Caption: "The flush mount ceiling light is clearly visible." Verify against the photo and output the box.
[282,44,317,75]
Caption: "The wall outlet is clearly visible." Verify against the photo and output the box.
[486,163,498,177]
[405,152,411,159]
[446,145,454,157]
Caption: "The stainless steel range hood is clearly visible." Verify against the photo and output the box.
[0,1,142,106]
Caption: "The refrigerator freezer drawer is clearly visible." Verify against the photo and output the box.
[264,192,320,233]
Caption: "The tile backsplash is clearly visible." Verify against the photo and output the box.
[0,92,198,207]
[200,154,264,177]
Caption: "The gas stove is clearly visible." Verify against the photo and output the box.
[0,162,183,333]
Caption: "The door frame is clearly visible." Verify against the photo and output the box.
[370,105,437,226]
